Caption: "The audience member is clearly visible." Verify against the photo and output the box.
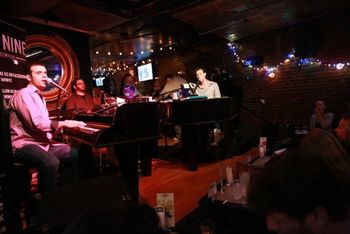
[309,100,334,132]
[8,62,86,192]
[299,128,350,162]
[63,202,165,234]
[248,129,350,234]
[335,112,350,153]
[121,73,142,101]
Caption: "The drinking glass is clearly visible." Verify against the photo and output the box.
[200,219,216,234]
[232,179,244,200]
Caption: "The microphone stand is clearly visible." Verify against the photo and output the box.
[190,81,200,96]
[55,89,69,120]
[233,97,278,154]
[56,90,63,120]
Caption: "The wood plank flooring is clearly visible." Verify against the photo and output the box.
[139,144,258,223]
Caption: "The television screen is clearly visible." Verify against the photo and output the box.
[137,63,153,82]
[94,77,105,87]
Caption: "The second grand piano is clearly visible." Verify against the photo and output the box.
[161,97,237,170]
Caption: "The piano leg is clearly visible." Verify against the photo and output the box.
[181,125,210,171]
[223,119,235,158]
[79,144,99,179]
[139,139,158,176]
[114,143,139,202]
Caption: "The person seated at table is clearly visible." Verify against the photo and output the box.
[309,100,334,132]
[335,112,350,153]
[248,129,350,234]
[120,73,142,101]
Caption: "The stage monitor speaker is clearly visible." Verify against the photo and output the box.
[35,173,131,231]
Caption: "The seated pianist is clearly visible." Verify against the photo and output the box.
[8,62,86,192]
[191,67,221,98]
[181,67,222,170]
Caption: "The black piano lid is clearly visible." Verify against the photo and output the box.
[165,97,235,125]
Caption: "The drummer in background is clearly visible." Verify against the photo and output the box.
[63,78,96,119]
[193,67,221,98]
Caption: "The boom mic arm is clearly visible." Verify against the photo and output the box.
[46,78,69,94]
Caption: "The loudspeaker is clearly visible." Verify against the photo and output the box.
[34,173,131,231]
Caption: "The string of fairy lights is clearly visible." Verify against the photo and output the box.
[227,43,350,78]
[91,43,176,76]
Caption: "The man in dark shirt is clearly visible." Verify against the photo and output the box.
[63,78,96,118]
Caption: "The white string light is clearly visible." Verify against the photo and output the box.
[92,43,176,75]
[227,43,350,78]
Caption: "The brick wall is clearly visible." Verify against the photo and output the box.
[237,64,350,139]
[224,12,350,140]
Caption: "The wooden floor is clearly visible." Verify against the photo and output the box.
[139,139,258,223]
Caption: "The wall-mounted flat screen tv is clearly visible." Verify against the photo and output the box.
[137,63,153,82]
[94,76,105,87]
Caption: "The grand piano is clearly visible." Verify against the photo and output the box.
[161,96,237,170]
[64,101,159,201]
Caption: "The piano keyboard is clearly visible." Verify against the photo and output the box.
[79,126,100,132]
[86,122,111,129]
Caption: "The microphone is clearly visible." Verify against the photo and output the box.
[190,80,200,95]
[192,80,200,96]
[46,78,69,93]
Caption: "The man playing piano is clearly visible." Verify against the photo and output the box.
[182,68,222,170]
[194,67,221,98]
[8,61,86,192]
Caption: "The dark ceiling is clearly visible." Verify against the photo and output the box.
[1,0,350,69]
